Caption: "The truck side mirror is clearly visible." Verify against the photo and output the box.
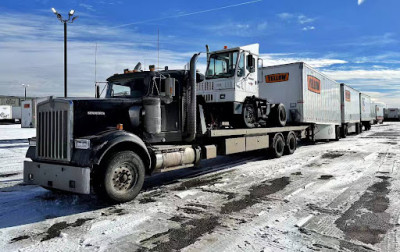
[196,72,205,83]
[247,55,256,73]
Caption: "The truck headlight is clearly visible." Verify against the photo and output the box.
[28,138,36,147]
[74,139,91,149]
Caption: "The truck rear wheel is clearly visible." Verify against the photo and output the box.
[284,131,297,155]
[270,133,285,158]
[100,151,145,203]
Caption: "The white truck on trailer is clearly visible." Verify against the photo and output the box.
[340,83,361,137]
[258,62,341,140]
[359,93,373,130]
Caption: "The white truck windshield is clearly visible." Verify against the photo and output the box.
[206,51,238,79]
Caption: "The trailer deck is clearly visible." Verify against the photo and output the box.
[208,125,309,137]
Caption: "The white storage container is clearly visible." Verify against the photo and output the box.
[340,84,360,124]
[21,97,48,128]
[21,100,33,128]
[359,93,373,122]
[259,62,341,125]
[0,105,12,120]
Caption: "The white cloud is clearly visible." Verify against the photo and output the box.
[302,26,315,31]
[277,13,293,20]
[260,53,347,68]
[358,0,365,5]
[323,68,400,107]
[298,15,314,24]
[0,12,201,98]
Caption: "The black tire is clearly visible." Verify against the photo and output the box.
[341,125,348,138]
[271,103,287,127]
[97,151,145,203]
[334,125,340,141]
[270,133,285,158]
[284,131,297,155]
[242,103,256,128]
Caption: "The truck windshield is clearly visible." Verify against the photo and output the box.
[106,79,147,98]
[206,51,238,79]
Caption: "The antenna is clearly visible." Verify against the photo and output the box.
[95,42,98,97]
[157,28,160,70]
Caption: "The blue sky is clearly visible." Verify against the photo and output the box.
[0,0,399,106]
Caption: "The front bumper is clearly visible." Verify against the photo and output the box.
[23,161,91,194]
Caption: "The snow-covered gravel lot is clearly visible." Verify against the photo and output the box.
[1,123,400,251]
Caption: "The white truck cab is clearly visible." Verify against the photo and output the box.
[197,43,259,103]
[197,43,286,129]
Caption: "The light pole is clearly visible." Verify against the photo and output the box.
[22,84,29,100]
[51,8,78,98]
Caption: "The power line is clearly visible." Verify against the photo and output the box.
[112,0,262,28]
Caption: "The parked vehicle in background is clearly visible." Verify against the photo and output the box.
[21,98,49,128]
[0,105,21,123]
[373,102,385,124]
[259,62,341,141]
[340,83,361,137]
[359,93,373,130]
[0,105,12,121]
[384,108,400,121]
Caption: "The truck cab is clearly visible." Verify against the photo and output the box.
[198,44,259,103]
[197,44,286,128]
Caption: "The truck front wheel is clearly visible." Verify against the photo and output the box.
[100,151,145,203]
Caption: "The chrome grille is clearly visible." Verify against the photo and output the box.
[36,100,73,161]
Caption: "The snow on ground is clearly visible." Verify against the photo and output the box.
[0,123,400,251]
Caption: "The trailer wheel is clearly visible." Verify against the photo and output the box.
[270,133,285,158]
[99,151,145,203]
[284,131,297,155]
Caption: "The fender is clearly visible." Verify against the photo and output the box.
[87,130,151,171]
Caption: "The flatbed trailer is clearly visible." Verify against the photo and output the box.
[149,125,309,174]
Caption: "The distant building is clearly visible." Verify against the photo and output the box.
[0,95,34,107]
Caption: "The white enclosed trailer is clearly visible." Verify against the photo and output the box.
[340,83,361,136]
[359,93,373,130]
[373,102,385,124]
[0,105,21,123]
[385,108,400,120]
[258,62,341,140]
[0,105,12,120]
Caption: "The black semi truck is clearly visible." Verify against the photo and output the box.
[24,54,309,203]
